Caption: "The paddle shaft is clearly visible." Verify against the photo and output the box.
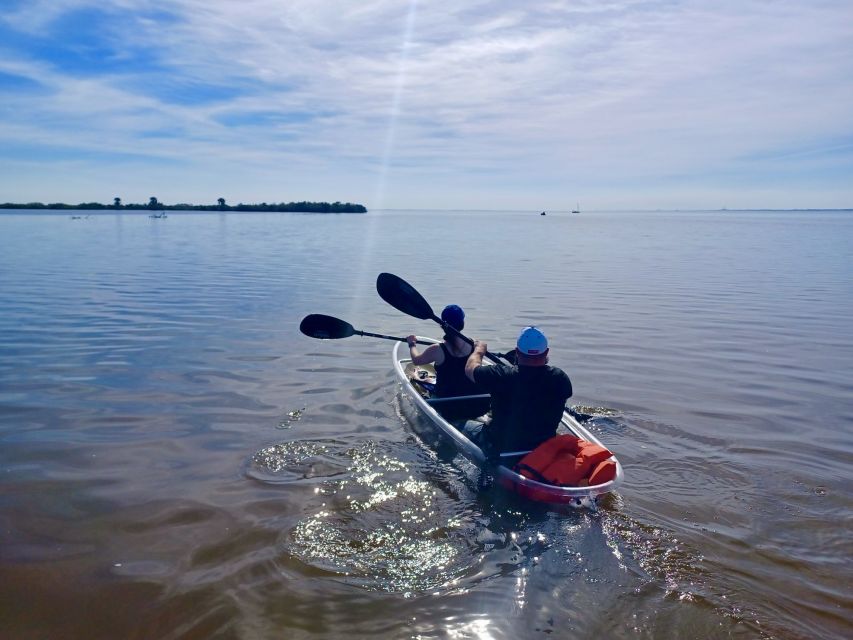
[300,313,436,346]
[357,329,432,346]
[430,316,508,365]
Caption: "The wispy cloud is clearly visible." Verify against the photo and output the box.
[1,0,851,208]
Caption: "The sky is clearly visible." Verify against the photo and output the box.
[1,0,852,211]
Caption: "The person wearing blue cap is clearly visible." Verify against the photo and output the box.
[406,304,482,399]
[464,326,572,456]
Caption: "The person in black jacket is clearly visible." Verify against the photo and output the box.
[464,326,572,455]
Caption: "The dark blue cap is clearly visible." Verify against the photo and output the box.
[441,304,465,331]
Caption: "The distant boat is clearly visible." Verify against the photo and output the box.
[540,211,546,216]
[571,203,580,214]
[149,211,168,219]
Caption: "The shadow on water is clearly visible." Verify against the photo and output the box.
[396,390,771,637]
[240,393,767,638]
[237,352,780,637]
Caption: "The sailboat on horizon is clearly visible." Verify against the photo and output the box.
[571,202,580,213]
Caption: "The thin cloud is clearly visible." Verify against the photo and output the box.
[1,0,851,208]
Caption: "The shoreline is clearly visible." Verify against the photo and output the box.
[0,201,367,213]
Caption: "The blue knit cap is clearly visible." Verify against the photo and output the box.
[440,304,465,331]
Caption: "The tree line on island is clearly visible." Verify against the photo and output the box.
[0,197,367,213]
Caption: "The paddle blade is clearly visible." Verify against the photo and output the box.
[299,314,356,339]
[376,273,434,320]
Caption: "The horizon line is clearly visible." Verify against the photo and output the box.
[370,207,853,213]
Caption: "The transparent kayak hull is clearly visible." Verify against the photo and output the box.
[393,339,623,506]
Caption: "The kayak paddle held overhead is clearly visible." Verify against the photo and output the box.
[300,313,358,339]
[375,273,594,423]
[377,272,495,356]
[375,272,437,322]
[299,313,432,345]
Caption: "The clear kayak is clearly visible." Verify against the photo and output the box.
[393,338,623,506]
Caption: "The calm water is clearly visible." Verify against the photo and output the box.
[0,209,850,639]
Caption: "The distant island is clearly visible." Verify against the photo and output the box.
[0,197,367,213]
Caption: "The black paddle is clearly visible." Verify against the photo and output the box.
[376,272,485,348]
[375,272,594,422]
[376,272,518,364]
[299,313,433,345]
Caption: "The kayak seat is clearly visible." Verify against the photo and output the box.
[515,434,613,486]
[427,394,491,421]
[412,377,436,395]
[425,393,490,404]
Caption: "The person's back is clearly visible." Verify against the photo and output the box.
[465,326,572,454]
[406,304,483,398]
[434,342,481,398]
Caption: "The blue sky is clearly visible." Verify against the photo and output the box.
[1,0,851,210]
